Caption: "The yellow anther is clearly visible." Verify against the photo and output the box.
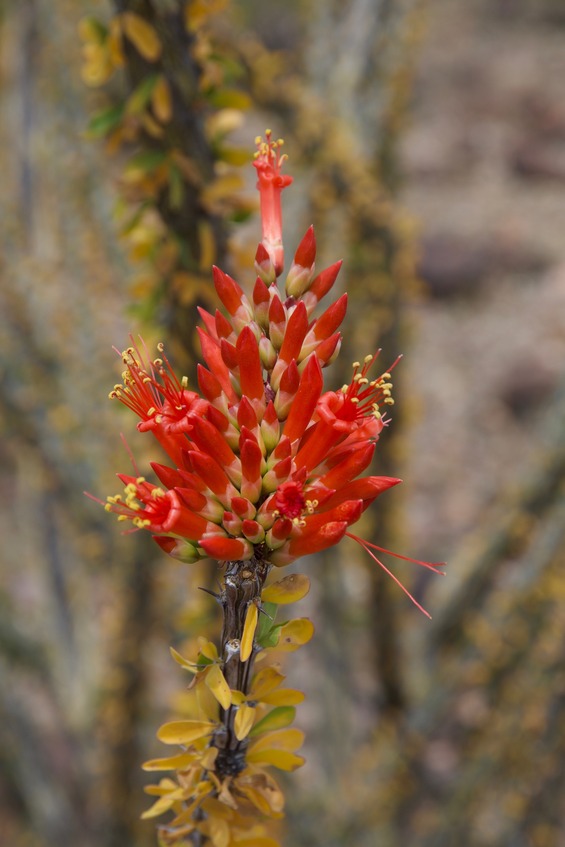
[384,397,395,405]
[358,377,369,386]
[118,515,129,522]
[151,487,165,498]
[153,358,163,367]
[373,410,382,420]
[104,503,112,512]
[351,397,360,404]
[382,372,391,379]
[341,384,349,393]
[352,361,360,369]
[142,376,152,384]
[364,354,374,364]
[157,342,164,352]
[353,374,363,383]
[181,376,188,388]
[147,407,156,416]
[136,476,146,484]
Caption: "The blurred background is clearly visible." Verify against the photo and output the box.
[2,0,565,845]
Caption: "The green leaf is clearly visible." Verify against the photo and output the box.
[258,623,282,649]
[168,163,185,210]
[126,73,160,115]
[207,88,252,110]
[127,149,167,173]
[256,601,277,646]
[249,706,296,737]
[86,103,124,138]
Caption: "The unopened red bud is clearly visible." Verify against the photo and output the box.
[254,243,276,285]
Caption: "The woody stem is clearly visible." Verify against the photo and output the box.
[212,554,271,778]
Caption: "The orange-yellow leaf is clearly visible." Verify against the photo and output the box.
[249,667,285,700]
[248,728,304,755]
[234,703,256,741]
[142,751,195,771]
[276,618,314,651]
[198,638,219,661]
[152,75,172,123]
[141,794,177,819]
[262,574,310,605]
[205,663,232,710]
[156,719,215,745]
[207,814,230,847]
[169,646,198,672]
[232,839,281,847]
[246,748,305,772]
[240,602,258,662]
[121,12,162,61]
[260,688,305,707]
[230,689,246,706]
[201,747,219,771]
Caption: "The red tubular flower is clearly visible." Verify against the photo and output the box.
[102,132,443,615]
[253,131,293,276]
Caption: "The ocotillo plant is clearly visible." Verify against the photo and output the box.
[99,133,443,846]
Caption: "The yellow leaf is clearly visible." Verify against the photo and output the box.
[206,814,230,847]
[205,663,232,710]
[240,602,258,662]
[121,12,162,61]
[169,646,198,672]
[142,751,196,771]
[232,839,281,847]
[276,618,315,651]
[201,747,219,770]
[201,174,244,210]
[198,638,219,661]
[262,574,310,605]
[141,794,177,819]
[234,703,256,741]
[230,689,246,706]
[248,728,304,755]
[152,75,173,123]
[249,667,285,700]
[260,688,305,707]
[156,719,216,745]
[246,748,305,772]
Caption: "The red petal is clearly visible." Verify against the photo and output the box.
[313,293,348,340]
[213,266,246,316]
[197,328,235,400]
[283,355,324,442]
[236,326,264,401]
[303,499,363,531]
[308,260,342,303]
[288,521,348,556]
[293,226,316,268]
[318,443,376,489]
[199,535,252,561]
[278,300,309,365]
[197,364,223,402]
[322,476,402,510]
[189,417,238,470]
[188,451,231,496]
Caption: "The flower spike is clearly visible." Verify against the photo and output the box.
[97,132,442,847]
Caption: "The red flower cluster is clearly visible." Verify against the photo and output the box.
[103,132,442,612]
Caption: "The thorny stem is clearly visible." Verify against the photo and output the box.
[212,552,271,778]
